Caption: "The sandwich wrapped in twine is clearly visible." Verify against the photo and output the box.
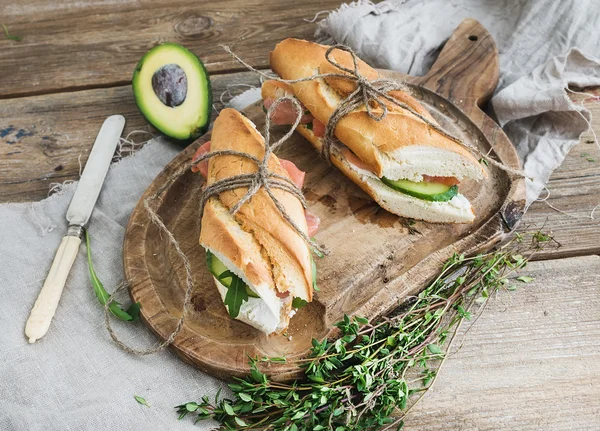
[221,44,527,179]
[194,96,328,257]
[104,97,325,355]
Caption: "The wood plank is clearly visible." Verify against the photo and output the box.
[0,0,339,97]
[519,90,600,260]
[0,71,260,202]
[2,71,599,259]
[404,255,600,431]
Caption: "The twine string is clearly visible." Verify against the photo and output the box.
[104,159,197,356]
[221,44,527,179]
[195,95,328,256]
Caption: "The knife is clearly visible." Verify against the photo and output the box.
[25,115,126,343]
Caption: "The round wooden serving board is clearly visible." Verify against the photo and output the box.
[123,19,526,381]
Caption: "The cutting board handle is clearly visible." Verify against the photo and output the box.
[415,18,500,113]
[413,18,525,231]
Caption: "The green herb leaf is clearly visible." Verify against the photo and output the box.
[238,393,252,402]
[223,402,235,416]
[126,302,141,322]
[581,152,597,162]
[185,402,199,412]
[292,297,308,308]
[516,275,534,283]
[234,416,248,426]
[291,410,306,420]
[311,256,320,292]
[2,24,22,42]
[223,274,248,318]
[85,231,140,321]
[134,395,149,407]
[427,344,442,355]
[306,121,314,131]
[174,231,555,431]
[312,238,325,258]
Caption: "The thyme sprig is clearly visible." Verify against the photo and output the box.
[176,231,554,430]
[2,24,22,41]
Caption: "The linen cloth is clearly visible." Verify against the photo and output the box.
[0,140,223,430]
[1,1,599,429]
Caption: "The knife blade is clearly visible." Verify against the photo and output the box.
[25,115,125,343]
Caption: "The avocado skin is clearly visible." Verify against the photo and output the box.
[132,42,212,143]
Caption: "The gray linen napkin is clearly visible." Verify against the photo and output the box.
[2,1,600,429]
[0,139,222,430]
[315,0,600,203]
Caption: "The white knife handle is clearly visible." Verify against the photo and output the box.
[25,235,82,343]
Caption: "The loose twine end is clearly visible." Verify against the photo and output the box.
[104,160,198,356]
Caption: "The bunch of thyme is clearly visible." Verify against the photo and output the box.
[176,231,554,430]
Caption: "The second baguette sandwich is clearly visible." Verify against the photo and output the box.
[262,38,487,223]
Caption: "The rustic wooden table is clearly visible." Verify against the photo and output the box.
[1,1,599,429]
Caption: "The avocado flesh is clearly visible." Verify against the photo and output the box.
[381,177,458,202]
[133,43,211,141]
[206,251,260,298]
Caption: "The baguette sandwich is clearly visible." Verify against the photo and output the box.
[191,108,319,335]
[261,38,486,223]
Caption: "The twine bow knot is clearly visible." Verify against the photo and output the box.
[319,45,411,161]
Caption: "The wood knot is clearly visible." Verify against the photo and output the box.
[501,199,524,231]
[192,293,207,313]
[175,15,213,36]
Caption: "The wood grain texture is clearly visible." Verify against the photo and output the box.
[123,20,525,380]
[403,255,600,430]
[0,0,341,98]
[0,71,261,202]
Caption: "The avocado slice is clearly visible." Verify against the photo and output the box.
[381,177,458,202]
[133,43,212,141]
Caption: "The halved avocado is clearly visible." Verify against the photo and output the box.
[133,43,211,141]
[381,177,458,202]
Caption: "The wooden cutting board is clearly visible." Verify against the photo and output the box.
[123,19,525,381]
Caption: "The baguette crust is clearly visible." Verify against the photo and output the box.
[268,38,484,179]
[200,198,274,290]
[262,81,475,223]
[200,108,313,301]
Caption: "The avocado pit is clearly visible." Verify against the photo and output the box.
[152,63,188,107]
